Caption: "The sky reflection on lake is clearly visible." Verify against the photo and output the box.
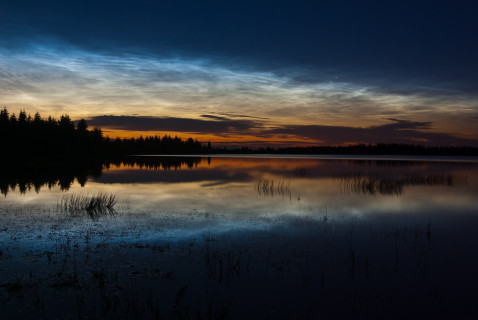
[2,155,477,220]
[2,155,478,319]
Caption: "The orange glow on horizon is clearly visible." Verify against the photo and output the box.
[101,129,323,147]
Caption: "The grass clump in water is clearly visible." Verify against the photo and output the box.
[255,178,291,197]
[57,193,117,217]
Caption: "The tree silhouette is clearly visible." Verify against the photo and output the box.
[0,108,213,161]
[77,119,88,133]
[1,107,475,162]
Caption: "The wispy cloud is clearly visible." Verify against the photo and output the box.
[88,115,478,147]
[200,114,230,121]
[1,39,477,145]
[88,115,262,135]
[268,119,478,146]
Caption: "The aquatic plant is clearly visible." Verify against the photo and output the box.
[338,175,403,196]
[255,178,291,197]
[57,192,117,216]
[338,173,466,196]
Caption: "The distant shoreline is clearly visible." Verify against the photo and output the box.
[2,108,478,161]
[133,154,478,163]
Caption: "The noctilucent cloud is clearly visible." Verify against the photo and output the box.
[1,0,478,146]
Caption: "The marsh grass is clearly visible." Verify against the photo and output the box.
[255,178,291,197]
[339,176,402,196]
[404,173,466,186]
[338,173,466,196]
[57,193,117,217]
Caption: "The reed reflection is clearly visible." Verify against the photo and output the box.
[0,156,475,201]
[338,173,467,196]
[255,178,291,198]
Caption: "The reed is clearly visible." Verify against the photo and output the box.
[255,178,291,197]
[57,192,117,215]
[338,175,402,196]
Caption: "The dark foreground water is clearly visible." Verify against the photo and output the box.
[1,155,478,319]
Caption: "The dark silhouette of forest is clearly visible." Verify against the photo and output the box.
[0,108,208,161]
[1,108,477,162]
[225,144,478,156]
[1,108,104,160]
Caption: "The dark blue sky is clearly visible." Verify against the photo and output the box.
[3,1,477,77]
[1,0,478,145]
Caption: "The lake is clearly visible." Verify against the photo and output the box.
[1,155,478,319]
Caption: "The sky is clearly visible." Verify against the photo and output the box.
[1,0,478,147]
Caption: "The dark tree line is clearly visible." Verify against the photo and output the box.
[108,135,207,155]
[1,108,477,161]
[1,108,103,160]
[274,144,478,156]
[216,143,478,156]
[0,108,211,161]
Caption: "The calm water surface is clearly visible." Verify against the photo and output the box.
[1,155,478,319]
[3,155,477,219]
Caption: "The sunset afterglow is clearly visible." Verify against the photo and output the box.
[1,1,477,146]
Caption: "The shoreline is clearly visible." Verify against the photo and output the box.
[133,153,478,163]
